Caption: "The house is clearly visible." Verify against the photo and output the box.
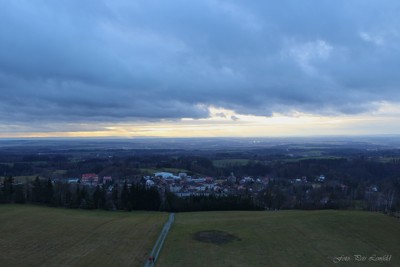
[178,173,188,179]
[81,173,99,185]
[67,178,80,184]
[318,175,326,182]
[191,177,206,183]
[154,172,174,179]
[227,172,237,183]
[169,184,182,192]
[154,172,181,181]
[146,179,155,187]
[370,185,379,192]
[103,176,112,184]
[205,177,213,183]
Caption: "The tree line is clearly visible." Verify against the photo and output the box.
[0,176,265,212]
[0,177,261,212]
[0,177,161,211]
[163,192,261,212]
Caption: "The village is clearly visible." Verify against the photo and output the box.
[49,170,383,211]
[63,171,326,196]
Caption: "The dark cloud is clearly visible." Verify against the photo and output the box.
[230,115,239,121]
[1,0,400,125]
[215,113,227,118]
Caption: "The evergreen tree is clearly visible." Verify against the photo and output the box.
[99,185,106,210]
[45,178,54,205]
[0,177,6,203]
[3,176,14,203]
[78,186,93,209]
[65,186,72,207]
[70,184,81,208]
[25,179,31,203]
[121,181,129,210]
[14,184,26,204]
[32,176,42,203]
[112,184,119,209]
[93,185,101,209]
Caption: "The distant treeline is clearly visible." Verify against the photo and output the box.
[163,193,261,212]
[1,175,400,212]
[0,177,161,211]
[0,177,261,212]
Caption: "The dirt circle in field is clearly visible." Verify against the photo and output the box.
[193,230,241,245]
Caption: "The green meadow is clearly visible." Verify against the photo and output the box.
[158,210,400,267]
[212,159,252,167]
[0,205,167,267]
[1,206,399,267]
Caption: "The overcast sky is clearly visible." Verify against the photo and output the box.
[1,0,400,137]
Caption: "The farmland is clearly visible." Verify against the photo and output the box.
[0,205,167,267]
[212,159,252,168]
[158,210,400,267]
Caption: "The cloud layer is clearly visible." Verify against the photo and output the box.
[1,0,400,125]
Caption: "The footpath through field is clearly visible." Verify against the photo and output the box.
[144,213,175,267]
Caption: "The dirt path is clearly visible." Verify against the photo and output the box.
[144,213,175,267]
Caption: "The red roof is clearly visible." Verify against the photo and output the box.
[82,173,98,178]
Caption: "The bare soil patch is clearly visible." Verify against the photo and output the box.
[193,230,241,245]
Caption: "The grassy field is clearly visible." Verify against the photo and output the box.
[212,159,252,167]
[281,156,344,162]
[2,207,399,267]
[158,210,400,267]
[0,205,167,267]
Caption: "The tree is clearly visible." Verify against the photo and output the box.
[2,176,14,203]
[93,185,101,209]
[32,176,42,203]
[14,184,26,204]
[65,186,72,207]
[121,181,129,210]
[99,185,107,209]
[45,178,54,205]
[112,184,119,209]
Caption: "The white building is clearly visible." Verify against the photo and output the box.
[154,172,181,180]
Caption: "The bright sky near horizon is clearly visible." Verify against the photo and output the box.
[1,1,400,138]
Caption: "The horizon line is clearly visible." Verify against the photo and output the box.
[1,134,400,141]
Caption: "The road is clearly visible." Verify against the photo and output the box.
[144,213,175,267]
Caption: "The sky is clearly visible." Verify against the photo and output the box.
[1,0,400,138]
